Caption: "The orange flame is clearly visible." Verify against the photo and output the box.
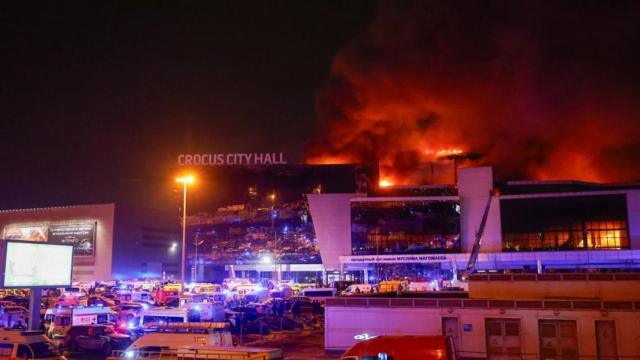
[305,2,640,184]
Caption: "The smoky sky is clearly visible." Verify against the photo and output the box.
[307,0,640,183]
[0,1,375,209]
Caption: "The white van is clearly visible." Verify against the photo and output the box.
[45,306,117,338]
[407,281,438,292]
[341,284,373,296]
[299,288,336,302]
[0,329,64,359]
[137,308,187,329]
[131,291,154,304]
[124,326,232,351]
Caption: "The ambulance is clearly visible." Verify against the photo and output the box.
[45,306,117,338]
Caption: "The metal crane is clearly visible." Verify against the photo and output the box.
[464,190,495,274]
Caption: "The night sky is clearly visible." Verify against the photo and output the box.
[3,1,640,210]
[0,1,375,209]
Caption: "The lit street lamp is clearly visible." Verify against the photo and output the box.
[176,175,195,288]
[269,193,278,281]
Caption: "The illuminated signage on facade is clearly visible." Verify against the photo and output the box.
[340,254,450,264]
[177,152,287,166]
[3,221,97,257]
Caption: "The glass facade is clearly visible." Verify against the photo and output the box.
[501,195,629,251]
[351,200,461,255]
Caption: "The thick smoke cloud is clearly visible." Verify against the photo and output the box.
[306,0,640,183]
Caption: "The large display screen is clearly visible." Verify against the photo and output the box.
[3,241,73,287]
[3,221,96,256]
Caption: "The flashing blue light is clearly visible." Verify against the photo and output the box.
[127,321,136,329]
[193,305,201,311]
[141,303,149,310]
[125,350,135,358]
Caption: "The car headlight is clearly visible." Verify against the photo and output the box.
[125,350,136,358]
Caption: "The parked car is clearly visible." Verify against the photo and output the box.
[64,324,131,355]
[0,329,64,359]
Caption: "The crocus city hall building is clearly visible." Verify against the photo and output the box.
[307,166,640,282]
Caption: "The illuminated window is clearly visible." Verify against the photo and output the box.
[351,201,461,255]
[501,195,629,251]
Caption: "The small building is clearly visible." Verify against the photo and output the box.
[325,273,640,358]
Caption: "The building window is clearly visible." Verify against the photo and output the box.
[501,195,629,251]
[351,200,461,255]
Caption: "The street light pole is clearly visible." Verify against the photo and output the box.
[194,233,198,283]
[176,175,195,289]
[269,193,277,282]
[181,180,187,285]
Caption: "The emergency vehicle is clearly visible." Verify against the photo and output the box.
[44,306,117,338]
[0,329,64,360]
[153,286,181,305]
[341,335,456,360]
[135,308,188,330]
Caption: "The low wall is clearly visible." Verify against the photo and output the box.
[469,273,640,300]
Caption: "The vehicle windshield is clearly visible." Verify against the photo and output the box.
[31,342,59,358]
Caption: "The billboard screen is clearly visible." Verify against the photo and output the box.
[3,224,48,242]
[3,241,73,287]
[48,223,96,256]
[2,222,96,257]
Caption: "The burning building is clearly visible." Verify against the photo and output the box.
[306,0,640,185]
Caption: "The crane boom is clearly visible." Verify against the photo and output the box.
[465,190,495,274]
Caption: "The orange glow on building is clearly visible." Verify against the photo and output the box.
[424,148,464,158]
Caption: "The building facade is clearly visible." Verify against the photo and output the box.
[308,167,640,281]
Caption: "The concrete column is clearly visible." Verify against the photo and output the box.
[626,191,640,249]
[363,268,369,284]
[458,167,502,253]
[339,263,345,281]
[229,265,236,279]
[29,288,42,331]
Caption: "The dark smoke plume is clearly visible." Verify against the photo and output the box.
[306,0,640,184]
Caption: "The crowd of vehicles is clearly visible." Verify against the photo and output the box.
[0,277,467,359]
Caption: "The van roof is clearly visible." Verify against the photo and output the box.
[342,336,447,359]
[141,308,187,316]
[302,288,335,292]
[52,306,115,315]
[0,329,51,343]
